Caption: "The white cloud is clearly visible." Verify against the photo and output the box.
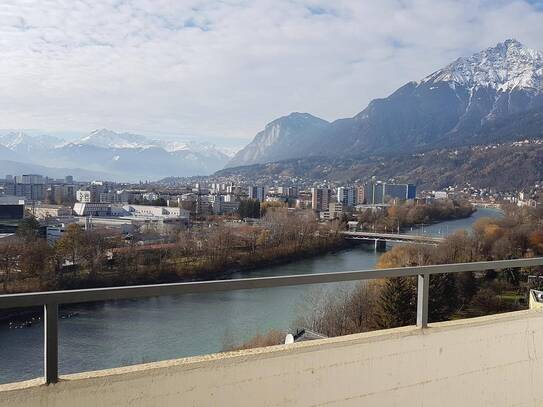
[0,0,542,142]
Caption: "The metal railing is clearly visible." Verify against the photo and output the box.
[1,257,542,385]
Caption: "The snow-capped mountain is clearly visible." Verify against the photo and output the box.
[67,128,234,158]
[422,39,543,92]
[0,129,233,181]
[229,39,543,168]
[0,132,63,152]
[68,129,155,150]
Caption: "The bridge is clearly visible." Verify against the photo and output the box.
[342,231,444,249]
[471,202,502,209]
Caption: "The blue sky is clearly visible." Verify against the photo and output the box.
[1,0,543,145]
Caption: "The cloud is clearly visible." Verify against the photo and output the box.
[0,0,542,142]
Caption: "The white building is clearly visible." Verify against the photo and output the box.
[122,205,190,220]
[433,191,448,200]
[142,192,159,201]
[76,190,92,203]
[73,202,112,217]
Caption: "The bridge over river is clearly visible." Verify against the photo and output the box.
[342,231,444,250]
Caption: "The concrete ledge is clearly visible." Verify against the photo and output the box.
[2,309,543,406]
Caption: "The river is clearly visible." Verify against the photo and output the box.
[0,207,503,384]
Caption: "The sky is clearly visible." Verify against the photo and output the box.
[1,0,543,146]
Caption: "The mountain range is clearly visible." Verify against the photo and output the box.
[4,39,543,186]
[227,39,543,168]
[0,129,232,181]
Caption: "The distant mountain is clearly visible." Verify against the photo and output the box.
[0,159,110,181]
[228,39,543,167]
[0,132,63,152]
[215,140,543,191]
[227,113,329,168]
[67,129,153,150]
[0,129,232,181]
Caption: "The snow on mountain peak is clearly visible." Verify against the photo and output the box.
[0,131,64,150]
[75,129,154,149]
[423,39,543,92]
[66,129,235,160]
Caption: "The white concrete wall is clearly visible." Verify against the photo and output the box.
[2,309,543,407]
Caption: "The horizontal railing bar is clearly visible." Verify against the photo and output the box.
[1,257,542,309]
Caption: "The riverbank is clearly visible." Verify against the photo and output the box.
[56,237,352,290]
[356,199,475,233]
[0,209,503,384]
[0,239,355,322]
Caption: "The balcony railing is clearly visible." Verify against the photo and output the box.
[1,257,543,385]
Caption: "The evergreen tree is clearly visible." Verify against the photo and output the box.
[238,199,261,219]
[16,216,41,243]
[429,273,458,322]
[253,200,261,218]
[455,271,478,306]
[376,277,416,328]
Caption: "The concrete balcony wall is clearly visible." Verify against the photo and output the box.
[1,309,543,407]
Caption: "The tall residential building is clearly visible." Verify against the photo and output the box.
[19,174,44,185]
[277,186,299,197]
[363,180,416,204]
[311,188,331,212]
[356,186,365,205]
[337,187,356,207]
[4,183,45,202]
[248,186,266,202]
[383,183,416,202]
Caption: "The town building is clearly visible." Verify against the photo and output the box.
[210,195,240,215]
[337,187,356,207]
[311,188,331,212]
[363,180,416,204]
[31,204,73,220]
[0,196,25,220]
[76,190,92,203]
[356,186,365,205]
[320,202,343,220]
[248,186,267,202]
[122,205,190,220]
[73,202,113,217]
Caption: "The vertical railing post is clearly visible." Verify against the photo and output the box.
[417,273,429,328]
[44,303,59,384]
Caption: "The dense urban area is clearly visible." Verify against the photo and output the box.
[0,173,443,290]
[0,172,539,292]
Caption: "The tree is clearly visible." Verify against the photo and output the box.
[456,271,478,307]
[16,216,41,243]
[428,273,458,322]
[238,199,261,219]
[375,277,416,329]
[0,242,21,292]
[529,230,543,254]
[79,231,110,278]
[55,224,86,265]
[20,240,54,289]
